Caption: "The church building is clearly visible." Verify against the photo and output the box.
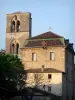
[6,11,75,100]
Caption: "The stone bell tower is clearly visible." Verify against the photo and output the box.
[6,11,32,54]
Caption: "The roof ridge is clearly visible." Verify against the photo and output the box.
[30,32,45,39]
[49,31,63,38]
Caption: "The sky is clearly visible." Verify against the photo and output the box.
[0,0,75,50]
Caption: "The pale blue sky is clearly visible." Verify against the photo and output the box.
[0,0,75,50]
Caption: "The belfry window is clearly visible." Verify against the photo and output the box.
[16,20,20,32]
[16,43,19,54]
[11,21,15,32]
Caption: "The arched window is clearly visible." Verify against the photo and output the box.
[11,21,15,32]
[12,43,15,54]
[16,43,19,54]
[16,20,20,32]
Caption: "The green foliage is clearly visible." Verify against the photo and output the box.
[0,54,26,91]
[0,54,24,68]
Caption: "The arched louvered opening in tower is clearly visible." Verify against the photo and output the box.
[11,21,15,32]
[16,43,19,54]
[16,20,20,32]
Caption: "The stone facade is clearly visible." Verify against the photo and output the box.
[6,12,31,54]
[5,12,75,100]
[21,45,74,100]
[21,47,65,72]
[6,12,31,33]
[26,72,62,96]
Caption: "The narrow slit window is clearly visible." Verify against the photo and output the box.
[12,43,15,54]
[16,43,19,54]
[11,21,15,32]
[17,20,20,32]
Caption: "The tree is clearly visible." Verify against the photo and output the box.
[27,73,44,88]
[0,54,26,92]
[34,73,44,87]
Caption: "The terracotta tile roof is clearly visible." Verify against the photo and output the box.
[25,39,63,47]
[26,68,64,73]
[30,31,63,39]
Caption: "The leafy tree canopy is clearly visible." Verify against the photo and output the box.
[0,54,26,91]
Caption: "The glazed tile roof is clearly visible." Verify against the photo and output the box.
[26,68,64,73]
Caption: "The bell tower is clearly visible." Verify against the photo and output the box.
[6,11,32,54]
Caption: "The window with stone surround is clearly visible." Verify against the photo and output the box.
[32,53,37,61]
[16,43,19,54]
[11,21,15,32]
[10,43,15,54]
[50,52,54,60]
[48,74,52,79]
[17,20,20,32]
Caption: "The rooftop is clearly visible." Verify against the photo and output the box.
[26,68,64,73]
[24,31,65,48]
[30,31,63,40]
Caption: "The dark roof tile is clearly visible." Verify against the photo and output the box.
[26,68,64,73]
[25,39,63,47]
[30,31,63,39]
